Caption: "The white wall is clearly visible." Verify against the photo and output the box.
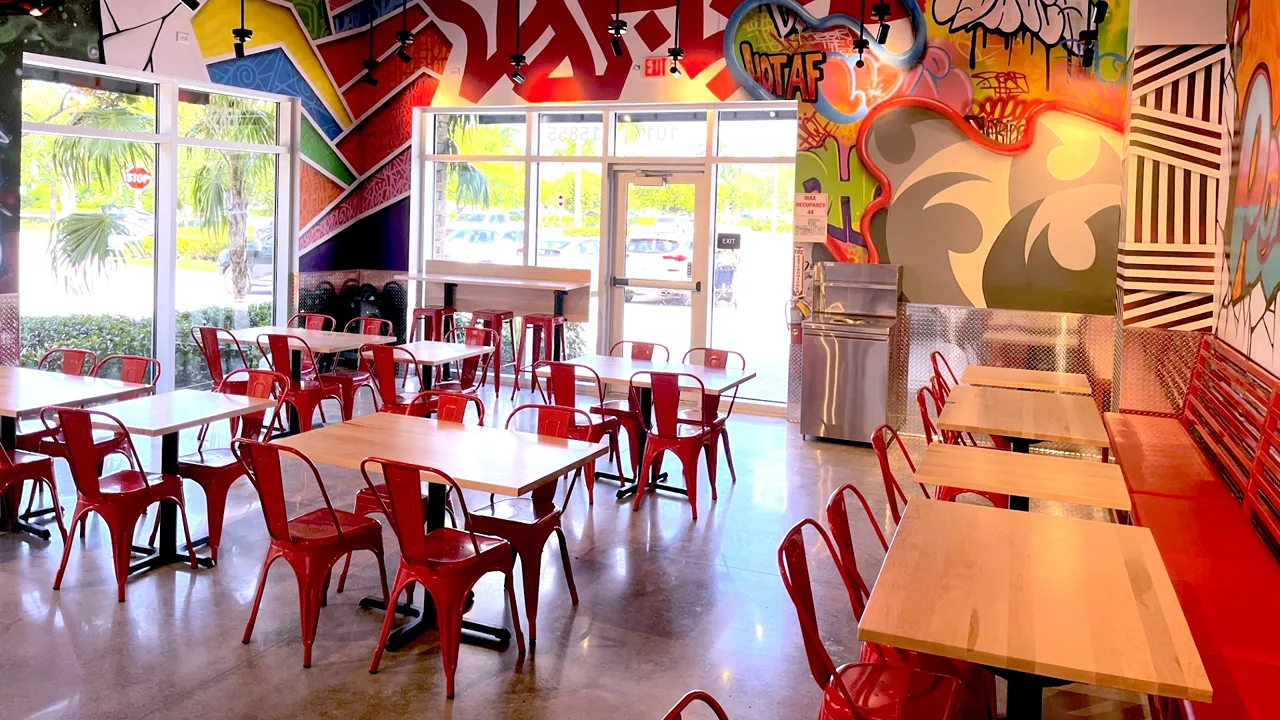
[1129,0,1227,49]
[98,1,209,80]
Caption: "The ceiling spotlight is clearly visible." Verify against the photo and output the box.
[1093,0,1109,24]
[607,0,628,58]
[396,46,412,63]
[361,73,378,86]
[510,53,527,85]
[876,22,890,45]
[1083,44,1096,68]
[360,2,378,84]
[232,0,251,58]
[668,0,684,77]
[669,61,681,76]
[511,69,525,84]
[180,0,199,10]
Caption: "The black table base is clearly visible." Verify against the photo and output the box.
[1005,437,1038,512]
[989,667,1071,719]
[357,482,515,651]
[128,432,213,576]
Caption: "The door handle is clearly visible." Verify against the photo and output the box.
[694,281,702,292]
[611,277,630,287]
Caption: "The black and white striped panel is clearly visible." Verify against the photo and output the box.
[1121,290,1216,331]
[1132,45,1229,100]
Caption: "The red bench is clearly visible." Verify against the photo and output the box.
[1103,335,1280,720]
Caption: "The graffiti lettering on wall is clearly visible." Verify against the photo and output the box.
[1229,65,1280,306]
[737,42,826,103]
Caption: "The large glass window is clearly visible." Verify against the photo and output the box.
[614,111,707,157]
[19,60,291,391]
[717,110,799,158]
[538,113,604,156]
[432,161,526,265]
[434,113,526,155]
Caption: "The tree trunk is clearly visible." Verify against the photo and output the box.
[227,154,250,301]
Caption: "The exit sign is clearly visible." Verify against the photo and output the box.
[643,57,666,77]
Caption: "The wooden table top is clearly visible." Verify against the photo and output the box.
[0,366,151,417]
[915,444,1131,511]
[94,389,276,437]
[276,412,608,497]
[225,326,397,354]
[396,273,590,293]
[938,385,1109,448]
[960,366,1093,395]
[361,341,492,366]
[859,500,1212,702]
[537,354,756,396]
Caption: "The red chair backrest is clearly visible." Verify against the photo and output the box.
[345,317,392,336]
[258,333,319,380]
[630,371,705,438]
[534,361,608,407]
[777,519,865,710]
[661,691,730,720]
[360,458,475,564]
[364,344,417,408]
[610,340,670,362]
[445,326,497,391]
[41,407,144,500]
[232,438,345,545]
[871,423,926,525]
[917,383,956,446]
[289,313,335,331]
[409,390,485,424]
[930,350,960,388]
[505,404,590,509]
[217,368,288,442]
[682,347,745,370]
[191,326,247,386]
[38,348,97,376]
[824,484,888,619]
[94,355,160,386]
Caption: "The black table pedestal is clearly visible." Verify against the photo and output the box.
[128,432,213,575]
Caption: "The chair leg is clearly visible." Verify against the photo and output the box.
[40,477,67,541]
[703,437,719,502]
[242,549,281,644]
[369,569,413,674]
[173,497,199,569]
[298,566,328,668]
[585,461,596,505]
[504,565,527,655]
[720,427,738,484]
[336,552,352,594]
[515,542,544,650]
[680,446,701,520]
[632,445,661,512]
[371,547,390,605]
[511,323,527,401]
[430,585,467,698]
[554,526,578,605]
[201,481,230,565]
[106,513,140,602]
[53,506,88,590]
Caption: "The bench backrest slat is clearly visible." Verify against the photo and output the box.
[1249,393,1280,558]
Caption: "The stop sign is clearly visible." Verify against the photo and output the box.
[124,166,152,191]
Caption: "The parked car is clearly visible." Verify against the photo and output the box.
[442,226,525,264]
[537,236,598,268]
[623,236,691,304]
[218,224,275,293]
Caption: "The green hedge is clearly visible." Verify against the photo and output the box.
[20,303,272,387]
[135,230,228,262]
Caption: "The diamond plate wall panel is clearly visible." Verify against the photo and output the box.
[893,304,1117,440]
[292,271,407,342]
[0,294,18,365]
[1116,326,1200,416]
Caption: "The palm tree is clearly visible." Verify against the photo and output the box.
[441,114,490,209]
[183,94,276,300]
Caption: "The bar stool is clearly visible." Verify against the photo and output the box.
[512,313,565,399]
[409,306,455,343]
[471,309,515,395]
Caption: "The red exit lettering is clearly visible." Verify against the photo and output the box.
[643,57,666,77]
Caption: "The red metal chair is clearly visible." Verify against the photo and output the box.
[288,312,336,331]
[191,326,252,446]
[363,343,421,415]
[512,313,567,399]
[363,458,525,697]
[233,438,389,669]
[917,385,1010,511]
[534,360,625,502]
[0,445,66,541]
[334,389,484,593]
[466,404,586,649]
[678,347,746,487]
[439,326,497,396]
[871,424,929,526]
[324,317,393,414]
[257,333,347,430]
[50,407,198,602]
[409,305,455,343]
[93,354,161,387]
[406,390,486,423]
[662,691,730,720]
[825,485,998,719]
[628,371,716,519]
[929,355,1011,451]
[610,340,670,362]
[471,309,515,396]
[778,519,965,720]
[170,369,288,565]
[36,347,97,376]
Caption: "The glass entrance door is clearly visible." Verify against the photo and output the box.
[607,169,710,361]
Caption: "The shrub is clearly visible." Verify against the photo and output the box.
[134,229,230,262]
[20,302,273,387]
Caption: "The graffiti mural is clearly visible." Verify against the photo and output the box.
[726,0,1128,312]
[1218,0,1280,371]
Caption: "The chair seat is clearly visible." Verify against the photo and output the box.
[421,526,509,564]
[471,497,554,525]
[18,427,122,453]
[326,368,372,384]
[8,449,54,471]
[178,448,239,471]
[97,469,182,497]
[287,508,382,546]
[823,663,963,720]
[677,408,728,426]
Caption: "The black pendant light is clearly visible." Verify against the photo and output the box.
[667,0,683,76]
[232,0,252,58]
[853,0,870,67]
[361,1,378,86]
[872,2,891,45]
[608,0,628,57]
[1078,0,1108,68]
[395,0,412,63]
[510,0,526,84]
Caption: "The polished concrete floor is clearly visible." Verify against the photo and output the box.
[0,388,1148,719]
